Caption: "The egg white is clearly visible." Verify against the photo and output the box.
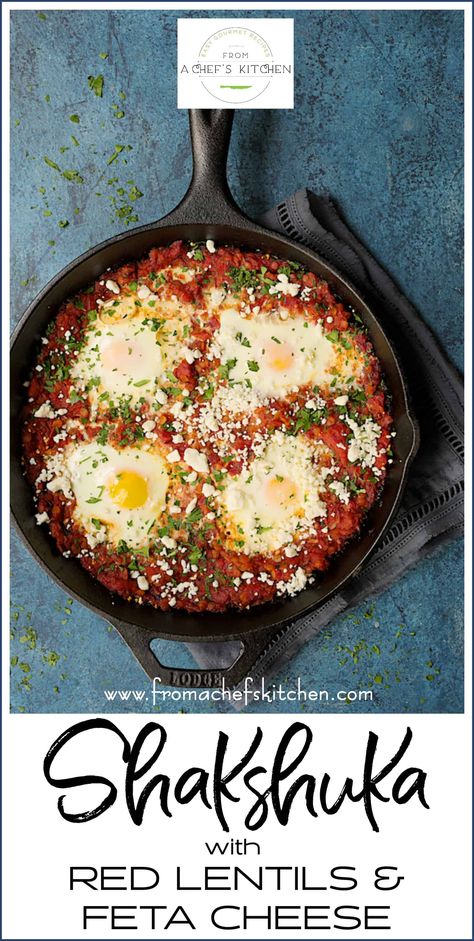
[215,308,364,398]
[217,431,332,555]
[60,442,169,549]
[71,293,185,409]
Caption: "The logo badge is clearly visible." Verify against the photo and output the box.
[178,19,294,109]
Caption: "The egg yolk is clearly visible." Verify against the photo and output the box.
[101,339,135,371]
[264,475,298,509]
[108,471,148,509]
[263,339,295,372]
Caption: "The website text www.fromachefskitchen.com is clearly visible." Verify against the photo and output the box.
[103,679,375,707]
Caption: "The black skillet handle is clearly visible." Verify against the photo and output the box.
[158,109,247,228]
[111,621,278,689]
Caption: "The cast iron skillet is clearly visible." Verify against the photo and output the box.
[11,109,418,688]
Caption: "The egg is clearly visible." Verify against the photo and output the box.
[217,431,331,554]
[60,442,169,548]
[71,292,184,409]
[215,308,364,398]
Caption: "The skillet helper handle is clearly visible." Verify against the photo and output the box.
[112,621,277,689]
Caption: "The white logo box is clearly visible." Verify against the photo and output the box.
[178,18,294,109]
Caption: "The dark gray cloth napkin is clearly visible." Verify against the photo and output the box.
[187,189,464,705]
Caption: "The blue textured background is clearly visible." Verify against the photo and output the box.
[10,9,464,714]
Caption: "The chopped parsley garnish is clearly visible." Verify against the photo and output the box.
[88,74,104,97]
[62,169,84,184]
[326,329,352,350]
[142,317,164,332]
[107,144,126,166]
[350,389,367,406]
[201,381,214,400]
[86,486,105,505]
[96,425,110,445]
[185,508,202,525]
[218,358,237,380]
[188,546,203,565]
[291,406,327,434]
[43,156,61,172]
[227,265,259,293]
[236,332,251,348]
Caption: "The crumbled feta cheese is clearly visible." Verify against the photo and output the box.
[105,279,120,295]
[35,512,49,525]
[137,284,151,300]
[142,420,156,433]
[137,576,149,591]
[284,544,298,558]
[206,239,216,254]
[166,449,181,463]
[329,480,351,504]
[183,448,209,474]
[162,536,177,550]
[277,567,307,596]
[204,413,219,432]
[269,273,300,297]
[86,528,107,549]
[305,397,325,411]
[170,401,184,418]
[34,401,55,419]
[155,389,168,405]
[46,477,70,495]
[334,395,348,406]
[346,417,381,468]
[185,498,197,515]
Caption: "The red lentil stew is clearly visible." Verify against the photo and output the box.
[22,240,393,613]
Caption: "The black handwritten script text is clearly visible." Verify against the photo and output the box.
[43,721,429,832]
